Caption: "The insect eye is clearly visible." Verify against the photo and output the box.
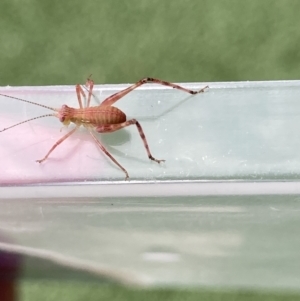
[59,116,65,122]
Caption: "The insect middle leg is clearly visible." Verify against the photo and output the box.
[88,129,130,179]
[101,77,209,107]
[96,119,165,164]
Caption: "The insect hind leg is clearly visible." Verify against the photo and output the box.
[100,77,209,107]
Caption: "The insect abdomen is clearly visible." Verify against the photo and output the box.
[72,106,126,125]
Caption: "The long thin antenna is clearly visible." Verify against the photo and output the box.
[82,84,98,101]
[0,93,57,112]
[0,114,55,132]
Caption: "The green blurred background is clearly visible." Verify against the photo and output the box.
[0,0,299,87]
[1,0,300,300]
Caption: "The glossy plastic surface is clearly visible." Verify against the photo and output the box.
[1,80,300,185]
[1,81,300,291]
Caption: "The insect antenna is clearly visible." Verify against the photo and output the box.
[0,93,57,132]
[0,114,55,132]
[0,93,57,112]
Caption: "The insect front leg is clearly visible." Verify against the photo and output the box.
[36,126,79,163]
[100,77,208,107]
[75,75,95,108]
[85,75,94,108]
[75,84,85,109]
[96,120,165,164]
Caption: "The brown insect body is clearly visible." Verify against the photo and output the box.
[58,105,126,127]
[0,77,208,179]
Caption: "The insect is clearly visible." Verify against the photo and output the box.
[0,77,208,179]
